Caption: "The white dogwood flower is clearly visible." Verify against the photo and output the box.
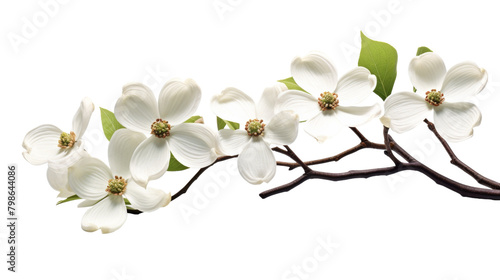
[22,97,94,165]
[276,52,381,142]
[68,129,171,233]
[114,79,218,186]
[381,52,488,142]
[211,83,299,184]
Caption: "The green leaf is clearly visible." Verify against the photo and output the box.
[167,152,189,171]
[216,116,239,131]
[278,77,307,92]
[56,195,81,205]
[184,115,203,123]
[217,116,226,130]
[358,31,398,101]
[100,107,125,141]
[413,46,433,92]
[416,46,432,56]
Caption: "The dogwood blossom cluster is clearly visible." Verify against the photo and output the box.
[22,49,488,233]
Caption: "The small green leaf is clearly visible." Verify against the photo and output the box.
[217,116,226,130]
[56,195,81,205]
[413,46,433,92]
[416,46,432,56]
[278,77,307,92]
[358,31,398,101]
[100,107,125,141]
[167,152,189,171]
[184,115,203,123]
[216,116,239,131]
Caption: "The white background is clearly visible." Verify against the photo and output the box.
[2,0,500,279]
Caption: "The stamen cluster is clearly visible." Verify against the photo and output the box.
[58,131,76,149]
[151,118,171,138]
[106,176,127,196]
[425,89,444,106]
[245,119,265,136]
[318,92,339,111]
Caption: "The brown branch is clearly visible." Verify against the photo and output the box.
[128,155,238,215]
[260,160,500,200]
[276,127,386,170]
[171,155,238,200]
[424,119,500,190]
[383,126,401,165]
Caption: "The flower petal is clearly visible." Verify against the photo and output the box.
[68,157,111,201]
[168,123,218,168]
[441,62,488,102]
[130,136,170,187]
[81,195,127,233]
[22,124,63,165]
[211,87,257,124]
[335,67,377,106]
[291,52,338,94]
[158,78,201,125]
[335,104,382,127]
[276,90,320,121]
[47,150,90,197]
[408,52,446,93]
[433,102,482,142]
[256,82,288,122]
[125,181,171,212]
[263,111,299,145]
[237,138,276,184]
[47,166,73,198]
[78,199,100,208]
[108,128,146,178]
[304,111,343,143]
[218,129,251,155]
[72,97,94,141]
[380,91,431,133]
[115,83,159,134]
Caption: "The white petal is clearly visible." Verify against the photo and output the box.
[237,138,276,184]
[72,97,94,141]
[256,82,288,122]
[218,129,251,155]
[408,52,446,93]
[78,199,100,208]
[211,87,257,124]
[433,102,482,142]
[335,67,377,106]
[68,157,111,201]
[335,104,382,127]
[263,111,299,145]
[47,166,73,197]
[441,62,488,102]
[158,78,201,124]
[304,111,343,143]
[276,90,320,120]
[22,124,63,165]
[46,149,89,197]
[130,136,170,187]
[114,83,159,134]
[380,92,431,133]
[108,128,146,178]
[291,52,338,94]
[125,181,171,212]
[81,195,127,233]
[168,123,218,168]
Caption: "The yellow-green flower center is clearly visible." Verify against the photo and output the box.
[151,118,171,138]
[318,92,339,111]
[106,176,127,196]
[425,89,444,106]
[245,119,265,136]
[58,131,76,149]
